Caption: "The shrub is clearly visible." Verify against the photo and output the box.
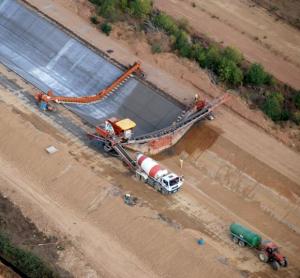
[100,22,112,36]
[293,91,300,110]
[264,73,275,86]
[151,43,162,53]
[0,233,56,278]
[174,31,191,57]
[90,15,99,24]
[177,18,189,31]
[89,0,103,5]
[263,92,284,121]
[292,111,300,125]
[153,13,179,35]
[190,44,207,67]
[222,47,243,65]
[119,0,128,11]
[218,58,243,86]
[98,0,118,20]
[130,0,152,19]
[205,45,221,72]
[245,63,268,86]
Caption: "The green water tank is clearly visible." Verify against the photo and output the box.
[230,223,262,248]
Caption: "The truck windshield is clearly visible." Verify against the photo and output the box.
[169,177,179,186]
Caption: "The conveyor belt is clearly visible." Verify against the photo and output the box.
[113,144,137,170]
[128,94,229,144]
[38,63,141,104]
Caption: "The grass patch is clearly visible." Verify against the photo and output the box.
[0,232,58,278]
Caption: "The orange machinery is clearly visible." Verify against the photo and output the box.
[35,62,141,108]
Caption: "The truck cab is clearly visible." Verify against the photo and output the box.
[161,174,183,193]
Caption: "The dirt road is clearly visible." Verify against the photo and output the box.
[1,62,300,277]
[0,1,299,277]
[0,83,244,277]
[155,0,300,89]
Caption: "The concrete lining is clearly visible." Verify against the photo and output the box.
[0,0,182,135]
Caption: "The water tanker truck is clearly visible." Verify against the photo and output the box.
[230,223,288,271]
[135,153,183,194]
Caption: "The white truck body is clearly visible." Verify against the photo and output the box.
[136,153,183,194]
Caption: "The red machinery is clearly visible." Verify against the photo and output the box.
[258,240,288,271]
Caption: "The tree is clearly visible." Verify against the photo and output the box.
[130,0,152,19]
[153,13,179,35]
[98,0,118,20]
[205,45,221,72]
[245,63,268,86]
[218,58,243,86]
[100,22,112,36]
[190,44,207,67]
[222,47,243,65]
[263,92,284,121]
[174,30,191,57]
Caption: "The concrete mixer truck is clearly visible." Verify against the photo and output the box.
[135,153,183,194]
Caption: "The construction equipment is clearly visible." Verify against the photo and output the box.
[87,92,229,192]
[35,62,142,109]
[123,194,137,206]
[126,93,229,146]
[230,223,288,271]
[88,117,183,194]
[135,153,183,194]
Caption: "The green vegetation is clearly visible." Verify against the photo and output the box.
[263,92,284,121]
[87,2,300,125]
[151,43,162,54]
[292,111,300,125]
[222,47,243,65]
[294,91,300,110]
[0,233,57,278]
[100,22,112,36]
[218,58,243,86]
[245,63,271,86]
[130,0,152,19]
[90,15,99,24]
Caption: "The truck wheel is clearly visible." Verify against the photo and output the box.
[232,236,239,244]
[162,189,168,195]
[154,184,161,192]
[258,252,268,263]
[238,240,245,247]
[271,261,280,271]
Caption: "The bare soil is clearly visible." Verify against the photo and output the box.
[1,57,300,277]
[0,262,20,278]
[0,1,300,277]
[251,0,300,30]
[155,0,300,89]
[0,194,70,277]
